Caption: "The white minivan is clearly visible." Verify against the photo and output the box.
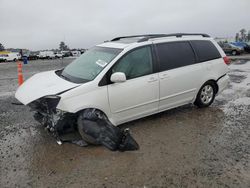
[15,33,230,142]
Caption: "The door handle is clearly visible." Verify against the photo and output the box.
[148,77,158,83]
[160,73,170,79]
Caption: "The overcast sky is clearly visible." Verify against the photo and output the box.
[0,0,249,50]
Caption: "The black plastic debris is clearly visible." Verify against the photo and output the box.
[60,139,88,147]
[77,109,139,151]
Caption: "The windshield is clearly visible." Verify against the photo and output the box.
[61,46,122,83]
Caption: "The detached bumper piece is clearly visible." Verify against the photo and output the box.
[78,109,139,152]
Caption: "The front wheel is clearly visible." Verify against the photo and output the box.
[194,81,216,108]
[77,113,100,145]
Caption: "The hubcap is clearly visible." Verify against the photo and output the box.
[200,85,214,104]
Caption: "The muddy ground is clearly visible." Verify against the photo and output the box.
[0,58,250,188]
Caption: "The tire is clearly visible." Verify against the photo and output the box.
[194,81,216,108]
[231,50,237,56]
[77,114,100,145]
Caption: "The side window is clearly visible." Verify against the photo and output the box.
[191,40,221,62]
[156,41,196,72]
[112,46,153,80]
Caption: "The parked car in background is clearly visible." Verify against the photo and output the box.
[0,52,21,62]
[80,49,86,54]
[21,51,39,61]
[219,42,243,55]
[55,52,63,58]
[62,51,72,57]
[38,51,56,59]
[231,42,250,53]
[71,50,81,57]
[0,54,7,62]
[27,52,39,60]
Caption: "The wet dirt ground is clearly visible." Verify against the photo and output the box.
[0,59,250,188]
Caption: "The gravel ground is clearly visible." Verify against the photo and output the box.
[0,58,250,188]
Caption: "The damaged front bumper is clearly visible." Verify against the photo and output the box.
[27,97,139,151]
[28,96,76,139]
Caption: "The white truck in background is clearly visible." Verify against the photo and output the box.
[0,52,21,62]
[38,51,56,59]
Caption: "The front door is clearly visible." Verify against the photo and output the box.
[107,46,159,124]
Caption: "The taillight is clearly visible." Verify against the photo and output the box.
[223,56,230,65]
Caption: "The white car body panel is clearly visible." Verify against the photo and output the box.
[158,63,203,110]
[15,70,80,105]
[217,74,230,94]
[107,73,159,125]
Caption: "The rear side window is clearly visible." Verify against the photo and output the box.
[191,40,221,62]
[156,41,196,71]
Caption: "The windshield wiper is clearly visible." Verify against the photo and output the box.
[60,74,71,81]
[55,69,71,82]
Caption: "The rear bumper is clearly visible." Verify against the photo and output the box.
[217,74,230,94]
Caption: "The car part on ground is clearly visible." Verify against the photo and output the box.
[77,109,139,151]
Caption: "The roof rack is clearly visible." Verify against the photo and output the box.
[110,33,210,43]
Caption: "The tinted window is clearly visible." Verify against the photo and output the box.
[191,40,221,62]
[156,41,196,71]
[112,46,153,80]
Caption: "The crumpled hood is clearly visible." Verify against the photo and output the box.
[15,70,80,105]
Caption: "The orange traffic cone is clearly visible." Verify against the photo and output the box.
[17,61,24,86]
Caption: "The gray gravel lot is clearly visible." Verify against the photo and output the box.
[0,58,250,188]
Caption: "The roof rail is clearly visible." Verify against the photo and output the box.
[111,34,166,42]
[110,33,210,43]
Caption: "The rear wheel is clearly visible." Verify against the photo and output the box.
[194,81,216,108]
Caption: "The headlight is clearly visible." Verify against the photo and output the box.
[44,95,61,110]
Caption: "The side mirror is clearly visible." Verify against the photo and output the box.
[110,72,126,83]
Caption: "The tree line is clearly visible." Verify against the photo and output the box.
[0,43,4,51]
[235,29,250,42]
[0,41,71,52]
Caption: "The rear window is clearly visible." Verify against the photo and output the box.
[191,40,221,62]
[156,41,196,71]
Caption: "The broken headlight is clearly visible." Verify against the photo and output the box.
[44,95,61,110]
